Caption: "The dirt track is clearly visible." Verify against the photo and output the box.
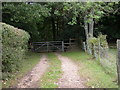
[56,53,85,88]
[16,54,48,88]
[13,53,85,88]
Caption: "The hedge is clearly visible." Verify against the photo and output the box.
[1,23,30,79]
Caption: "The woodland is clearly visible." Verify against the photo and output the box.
[1,2,120,88]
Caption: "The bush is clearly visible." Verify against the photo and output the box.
[1,23,30,79]
[88,34,108,48]
[87,34,109,57]
[98,34,108,48]
[88,37,98,45]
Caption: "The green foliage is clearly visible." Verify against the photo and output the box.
[88,34,108,58]
[88,34,108,48]
[2,3,50,42]
[2,23,30,80]
[63,2,118,25]
[2,3,50,23]
[88,37,98,45]
[98,34,108,47]
[2,2,120,42]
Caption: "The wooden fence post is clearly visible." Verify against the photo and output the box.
[62,41,64,52]
[83,42,87,52]
[117,39,120,87]
[47,42,49,52]
[98,38,101,59]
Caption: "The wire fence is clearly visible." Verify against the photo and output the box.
[83,41,117,76]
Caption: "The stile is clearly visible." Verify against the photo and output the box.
[117,39,120,87]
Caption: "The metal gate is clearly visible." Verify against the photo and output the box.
[32,41,64,52]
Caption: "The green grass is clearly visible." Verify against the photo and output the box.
[109,48,117,55]
[62,51,118,88]
[2,51,41,88]
[40,53,62,88]
[107,48,117,76]
[97,48,117,77]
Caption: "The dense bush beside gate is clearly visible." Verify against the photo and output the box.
[1,23,30,79]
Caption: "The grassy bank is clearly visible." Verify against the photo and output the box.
[62,51,118,88]
[2,52,41,88]
[40,53,62,88]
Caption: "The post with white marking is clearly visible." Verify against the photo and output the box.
[47,42,49,52]
[62,41,64,52]
[83,42,86,52]
[117,39,120,87]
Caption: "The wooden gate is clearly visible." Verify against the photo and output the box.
[32,41,64,52]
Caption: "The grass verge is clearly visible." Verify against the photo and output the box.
[106,48,117,76]
[2,51,41,88]
[62,51,118,88]
[40,53,62,88]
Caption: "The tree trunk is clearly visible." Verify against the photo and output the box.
[84,16,90,53]
[51,7,56,40]
[52,17,56,40]
[89,10,94,37]
[84,10,94,54]
[56,16,59,39]
[84,16,89,40]
[89,18,94,37]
